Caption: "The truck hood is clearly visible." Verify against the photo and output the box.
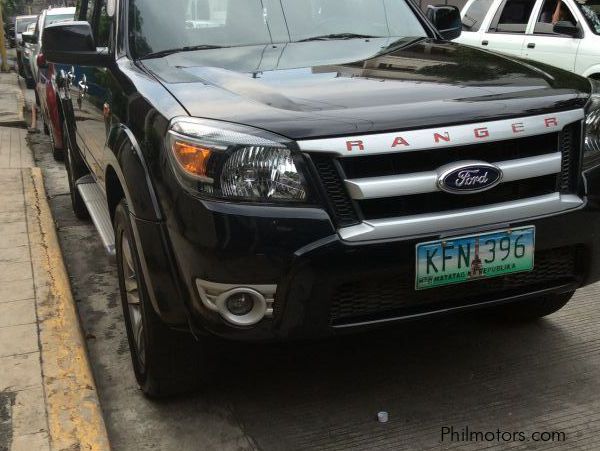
[141,38,591,140]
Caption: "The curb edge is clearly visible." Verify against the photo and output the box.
[24,167,111,451]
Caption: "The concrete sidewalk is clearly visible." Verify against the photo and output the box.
[0,70,109,451]
[0,70,25,128]
[1,163,49,451]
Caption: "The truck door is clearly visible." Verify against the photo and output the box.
[481,0,537,56]
[458,0,497,46]
[522,0,581,72]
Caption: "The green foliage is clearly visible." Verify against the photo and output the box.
[2,0,24,21]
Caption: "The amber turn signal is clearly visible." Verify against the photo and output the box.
[172,140,212,178]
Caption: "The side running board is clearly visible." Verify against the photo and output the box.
[76,175,116,256]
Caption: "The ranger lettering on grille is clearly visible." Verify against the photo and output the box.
[345,116,559,152]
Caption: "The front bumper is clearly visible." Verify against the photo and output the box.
[194,208,599,341]
[138,163,600,342]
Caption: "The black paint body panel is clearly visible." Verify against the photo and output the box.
[143,40,590,139]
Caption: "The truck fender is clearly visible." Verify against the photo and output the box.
[104,124,162,222]
[105,125,189,326]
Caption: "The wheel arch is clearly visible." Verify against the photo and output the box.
[105,166,125,222]
[104,124,163,222]
[105,125,189,326]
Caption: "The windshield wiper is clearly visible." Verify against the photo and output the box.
[376,36,427,55]
[297,33,379,42]
[140,44,226,60]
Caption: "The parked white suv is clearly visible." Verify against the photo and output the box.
[455,0,600,78]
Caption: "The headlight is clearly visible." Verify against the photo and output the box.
[584,79,600,170]
[166,118,308,202]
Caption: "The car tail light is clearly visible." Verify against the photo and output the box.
[36,53,47,68]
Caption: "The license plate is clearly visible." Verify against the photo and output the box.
[415,226,535,290]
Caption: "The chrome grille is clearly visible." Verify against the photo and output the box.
[303,111,584,242]
[341,132,560,179]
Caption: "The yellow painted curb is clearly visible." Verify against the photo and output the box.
[24,167,111,451]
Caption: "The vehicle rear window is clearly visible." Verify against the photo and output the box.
[462,0,494,31]
[490,0,536,33]
[16,18,36,33]
[45,14,75,26]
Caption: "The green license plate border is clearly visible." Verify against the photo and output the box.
[415,226,536,291]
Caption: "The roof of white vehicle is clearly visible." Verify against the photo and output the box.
[46,7,76,15]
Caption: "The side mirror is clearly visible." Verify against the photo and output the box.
[553,21,583,38]
[42,21,111,67]
[426,5,462,40]
[22,31,37,44]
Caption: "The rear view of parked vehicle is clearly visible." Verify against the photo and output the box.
[31,7,76,160]
[20,23,38,88]
[14,16,37,71]
[21,8,75,91]
[14,15,37,76]
[456,0,600,78]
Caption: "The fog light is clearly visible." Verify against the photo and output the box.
[216,288,267,326]
[195,279,276,327]
[225,292,255,316]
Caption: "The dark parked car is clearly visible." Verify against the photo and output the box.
[44,0,600,397]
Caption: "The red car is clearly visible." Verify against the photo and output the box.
[36,59,66,160]
[34,7,76,160]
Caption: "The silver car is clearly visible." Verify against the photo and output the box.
[23,7,76,90]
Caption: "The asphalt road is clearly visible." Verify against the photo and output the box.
[28,129,600,451]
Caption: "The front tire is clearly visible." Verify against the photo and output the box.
[483,291,575,322]
[114,200,206,397]
[63,120,89,220]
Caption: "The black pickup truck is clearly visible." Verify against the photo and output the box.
[43,0,600,396]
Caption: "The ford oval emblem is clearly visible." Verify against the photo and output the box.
[437,162,503,194]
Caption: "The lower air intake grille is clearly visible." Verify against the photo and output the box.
[330,246,579,325]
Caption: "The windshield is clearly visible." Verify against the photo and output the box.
[575,0,600,34]
[129,0,427,58]
[16,18,36,33]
